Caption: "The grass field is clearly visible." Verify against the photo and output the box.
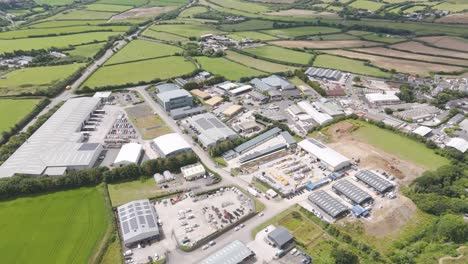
[0,63,84,96]
[351,121,449,170]
[361,33,406,43]
[100,234,122,264]
[196,56,266,80]
[34,0,75,5]
[262,26,341,38]
[67,42,106,58]
[0,186,109,264]
[0,25,129,39]
[142,29,188,42]
[227,31,278,41]
[178,6,208,17]
[97,0,148,5]
[105,40,182,65]
[243,45,314,65]
[313,54,392,78]
[28,20,106,28]
[85,3,132,12]
[349,0,385,11]
[0,32,119,54]
[148,0,189,7]
[149,24,221,38]
[271,40,380,49]
[46,9,118,20]
[0,98,41,134]
[82,56,195,88]
[108,178,164,206]
[210,0,270,13]
[219,19,274,31]
[126,105,172,139]
[225,50,297,73]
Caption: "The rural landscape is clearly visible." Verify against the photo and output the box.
[0,0,467,264]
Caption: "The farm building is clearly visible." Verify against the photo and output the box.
[267,226,295,250]
[0,97,103,177]
[261,75,295,90]
[185,113,238,148]
[205,96,224,107]
[308,190,349,219]
[412,126,432,137]
[180,163,206,180]
[223,104,244,118]
[298,138,350,171]
[199,240,254,264]
[156,89,193,111]
[332,179,373,205]
[446,137,468,153]
[152,133,192,157]
[114,143,143,166]
[155,83,181,93]
[305,66,343,81]
[117,199,160,247]
[355,170,394,194]
[365,92,400,105]
[190,89,211,100]
[297,101,333,125]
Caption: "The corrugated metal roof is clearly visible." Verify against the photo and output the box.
[298,138,350,170]
[309,190,348,218]
[117,199,159,245]
[333,179,372,205]
[199,240,253,264]
[355,170,394,193]
[234,127,281,154]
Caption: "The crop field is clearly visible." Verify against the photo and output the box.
[313,54,391,78]
[227,31,278,41]
[178,6,208,17]
[353,47,468,67]
[322,50,465,76]
[0,32,119,54]
[349,0,385,11]
[67,42,107,58]
[85,3,133,12]
[271,40,381,49]
[0,187,109,264]
[219,19,274,31]
[243,45,314,65]
[261,26,341,38]
[390,41,468,59]
[196,56,265,80]
[110,6,177,21]
[142,29,188,42]
[0,63,84,96]
[361,33,407,43]
[225,50,297,73]
[313,33,359,40]
[149,24,221,38]
[0,98,41,135]
[105,40,182,65]
[416,36,468,52]
[82,56,195,88]
[0,25,129,39]
[209,0,270,13]
[46,10,118,20]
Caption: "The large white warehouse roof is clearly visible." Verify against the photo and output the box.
[297,101,333,125]
[298,138,350,171]
[365,92,400,103]
[152,133,191,156]
[446,137,468,153]
[114,143,142,165]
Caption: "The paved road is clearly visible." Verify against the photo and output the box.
[136,87,310,263]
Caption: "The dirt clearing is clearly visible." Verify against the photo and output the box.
[272,40,382,49]
[390,41,468,60]
[416,36,468,52]
[110,6,177,21]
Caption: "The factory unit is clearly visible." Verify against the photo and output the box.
[355,170,394,194]
[199,240,254,264]
[297,101,333,125]
[156,89,194,111]
[180,163,206,180]
[332,179,373,206]
[298,138,351,171]
[114,143,143,167]
[446,137,468,153]
[365,92,401,106]
[117,199,160,247]
[152,133,192,157]
[267,226,295,250]
[309,190,349,219]
[261,75,295,90]
[184,113,238,148]
[305,66,343,81]
[0,97,104,177]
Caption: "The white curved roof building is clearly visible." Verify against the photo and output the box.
[152,133,192,157]
[298,138,350,171]
[114,143,143,166]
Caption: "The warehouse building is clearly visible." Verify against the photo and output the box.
[170,105,206,120]
[152,133,192,157]
[156,89,193,111]
[412,126,432,137]
[298,138,350,171]
[297,101,333,125]
[355,170,394,194]
[199,240,254,264]
[305,66,343,81]
[261,75,295,90]
[155,83,181,93]
[365,92,400,106]
[0,97,103,177]
[190,89,211,100]
[446,137,468,153]
[267,226,295,250]
[114,143,143,167]
[309,190,349,219]
[332,179,373,205]
[229,84,252,96]
[185,113,238,148]
[223,104,244,118]
[117,199,160,247]
[313,99,345,117]
[250,77,273,93]
[205,96,224,107]
[234,127,282,154]
[180,163,206,180]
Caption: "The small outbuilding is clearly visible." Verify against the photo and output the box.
[267,226,295,250]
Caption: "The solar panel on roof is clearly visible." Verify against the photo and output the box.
[197,118,213,130]
[209,118,225,128]
[138,215,146,225]
[123,222,130,234]
[130,218,138,230]
[146,215,156,228]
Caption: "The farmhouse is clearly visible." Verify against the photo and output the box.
[365,92,400,105]
[117,199,160,247]
[355,170,394,194]
[199,240,254,264]
[298,138,350,171]
[332,179,373,206]
[185,113,238,148]
[0,97,104,177]
[152,133,192,157]
[114,143,143,167]
[156,89,193,111]
[180,163,206,180]
[309,190,349,219]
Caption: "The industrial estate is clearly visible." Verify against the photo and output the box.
[0,0,467,264]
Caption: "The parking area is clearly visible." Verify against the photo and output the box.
[155,188,255,248]
[114,90,144,106]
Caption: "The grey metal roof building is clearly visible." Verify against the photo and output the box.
[157,89,193,112]
[0,97,103,177]
[332,179,373,205]
[156,83,181,93]
[199,240,254,264]
[309,190,349,218]
[234,127,282,154]
[186,113,238,148]
[250,78,273,92]
[305,67,342,81]
[261,75,295,90]
[267,226,294,249]
[239,143,287,164]
[117,199,160,247]
[355,170,394,193]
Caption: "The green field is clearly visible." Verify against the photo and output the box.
[0,32,119,54]
[82,56,195,88]
[433,2,468,12]
[149,24,221,38]
[97,0,148,5]
[361,33,407,43]
[0,25,129,39]
[227,31,278,41]
[142,29,188,42]
[350,0,385,11]
[225,50,297,73]
[0,63,84,96]
[148,0,189,6]
[196,56,265,80]
[33,0,75,5]
[108,178,164,206]
[85,3,132,12]
[28,20,106,28]
[46,9,118,20]
[210,0,270,13]
[0,187,109,263]
[0,98,41,134]
[351,120,449,170]
[318,33,360,40]
[67,42,106,58]
[100,234,122,264]
[262,26,341,38]
[244,45,314,65]
[220,19,274,31]
[105,40,182,65]
[179,6,208,17]
[313,54,391,78]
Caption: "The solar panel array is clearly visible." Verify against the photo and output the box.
[117,199,159,245]
[333,179,373,205]
[355,170,394,193]
[309,190,348,218]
